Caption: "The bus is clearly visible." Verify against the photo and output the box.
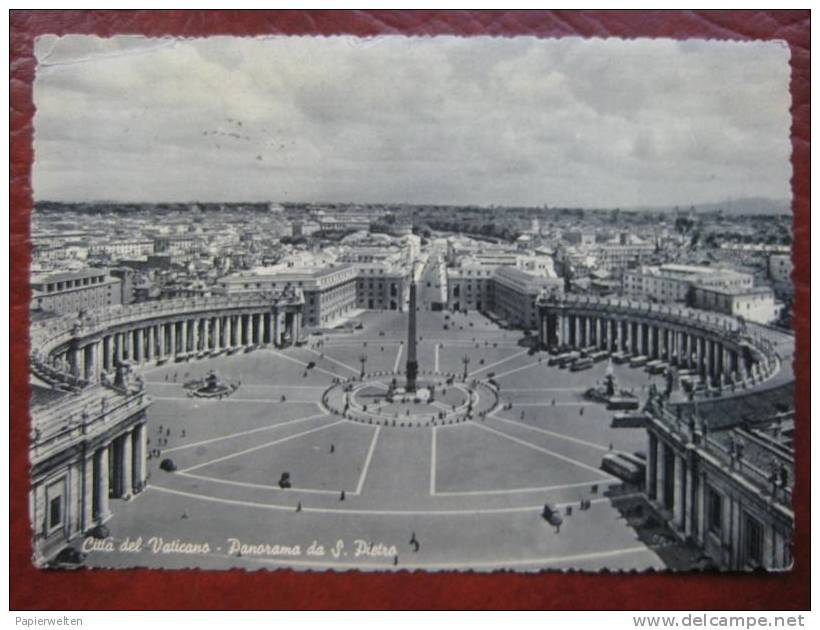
[611,412,650,428]
[570,357,594,372]
[606,396,640,411]
[557,352,581,368]
[611,351,630,365]
[647,361,667,375]
[601,452,644,484]
[629,355,649,368]
[590,350,610,363]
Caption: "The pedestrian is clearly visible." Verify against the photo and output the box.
[339,490,346,501]
[296,501,302,512]
[330,444,335,454]
[409,532,420,552]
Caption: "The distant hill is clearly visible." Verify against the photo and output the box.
[624,197,792,216]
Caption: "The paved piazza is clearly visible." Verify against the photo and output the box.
[85,310,688,572]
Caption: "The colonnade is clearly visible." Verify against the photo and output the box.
[53,308,302,383]
[538,303,775,388]
[81,421,148,529]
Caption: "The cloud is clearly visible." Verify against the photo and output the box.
[32,35,791,207]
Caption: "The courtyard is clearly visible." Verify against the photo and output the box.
[83,310,696,572]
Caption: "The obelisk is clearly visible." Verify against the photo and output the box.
[405,275,419,392]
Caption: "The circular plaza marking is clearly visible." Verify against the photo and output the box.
[320,370,499,428]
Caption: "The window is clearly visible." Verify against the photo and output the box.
[46,479,65,534]
[743,514,765,568]
[49,496,62,529]
[707,487,723,535]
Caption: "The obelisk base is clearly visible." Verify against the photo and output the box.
[406,360,418,393]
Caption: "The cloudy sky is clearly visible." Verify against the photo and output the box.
[33,35,791,207]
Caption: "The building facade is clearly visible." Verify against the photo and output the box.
[623,264,754,304]
[30,381,150,566]
[768,253,793,285]
[219,265,358,328]
[691,285,779,325]
[644,393,793,570]
[446,265,495,313]
[89,239,155,259]
[491,266,563,330]
[31,269,122,316]
[355,263,410,311]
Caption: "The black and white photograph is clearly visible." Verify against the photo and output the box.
[27,34,795,573]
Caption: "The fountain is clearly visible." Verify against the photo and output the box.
[187,370,238,399]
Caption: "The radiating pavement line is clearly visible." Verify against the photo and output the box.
[491,415,614,453]
[304,347,360,375]
[393,344,404,372]
[179,419,346,473]
[468,349,530,377]
[354,426,381,495]
[267,349,346,380]
[162,409,329,453]
[471,422,618,481]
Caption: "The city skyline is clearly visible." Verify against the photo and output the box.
[33,35,791,208]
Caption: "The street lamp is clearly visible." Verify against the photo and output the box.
[359,353,368,378]
[462,354,471,380]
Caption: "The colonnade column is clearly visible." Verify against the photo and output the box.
[647,433,658,500]
[121,433,133,498]
[133,328,142,363]
[656,442,666,509]
[192,318,200,354]
[146,326,154,362]
[68,347,80,378]
[95,447,110,522]
[133,423,147,490]
[266,312,274,346]
[182,320,190,354]
[673,453,685,530]
[169,322,176,357]
[684,453,694,538]
[104,335,115,371]
[82,454,95,531]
